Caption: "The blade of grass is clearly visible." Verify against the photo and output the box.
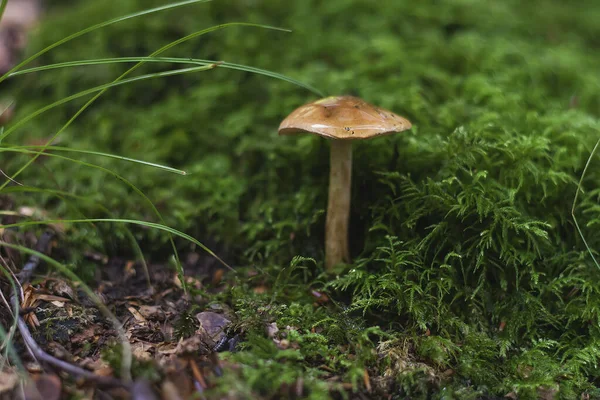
[6,57,324,97]
[3,185,154,289]
[2,22,295,292]
[0,241,132,382]
[572,137,600,270]
[2,185,107,202]
[1,218,232,271]
[0,0,213,84]
[2,145,186,175]
[0,63,219,140]
[0,263,24,371]
[0,0,7,22]
[0,148,230,282]
[0,22,293,157]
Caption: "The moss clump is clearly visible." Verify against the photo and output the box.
[102,342,160,382]
[6,0,600,398]
[173,307,200,339]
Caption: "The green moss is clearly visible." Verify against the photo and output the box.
[172,307,200,339]
[102,342,160,382]
[6,0,600,398]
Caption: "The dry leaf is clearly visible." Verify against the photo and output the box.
[22,374,61,400]
[0,370,19,394]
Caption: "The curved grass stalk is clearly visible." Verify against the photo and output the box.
[5,163,165,290]
[0,219,232,271]
[0,242,132,382]
[0,9,318,291]
[0,0,6,24]
[0,22,291,147]
[2,184,106,202]
[1,23,301,293]
[4,185,154,289]
[1,145,186,175]
[0,148,231,285]
[0,264,24,372]
[0,63,218,141]
[10,185,153,286]
[0,0,212,85]
[0,0,290,380]
[6,57,324,97]
[572,138,600,269]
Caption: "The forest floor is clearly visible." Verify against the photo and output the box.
[2,1,600,399]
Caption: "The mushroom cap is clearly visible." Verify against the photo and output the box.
[278,95,411,140]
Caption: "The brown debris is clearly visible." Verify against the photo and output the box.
[161,380,184,400]
[22,374,62,400]
[0,0,41,74]
[138,305,166,321]
[174,335,210,356]
[196,311,231,348]
[0,101,14,125]
[310,289,329,305]
[0,369,19,396]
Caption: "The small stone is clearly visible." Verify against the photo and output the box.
[196,311,231,346]
[266,322,279,338]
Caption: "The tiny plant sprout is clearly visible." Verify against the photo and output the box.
[278,96,412,270]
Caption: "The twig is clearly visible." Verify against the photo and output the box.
[572,137,600,270]
[0,168,22,186]
[189,359,207,400]
[189,359,208,388]
[0,279,17,353]
[0,255,21,358]
[17,316,124,387]
[5,231,127,388]
[1,240,133,383]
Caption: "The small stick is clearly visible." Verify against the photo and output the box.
[17,316,124,387]
[4,231,127,388]
[189,359,208,389]
[0,168,22,186]
[189,359,208,400]
[0,255,23,357]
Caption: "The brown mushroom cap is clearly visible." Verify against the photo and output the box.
[278,95,412,140]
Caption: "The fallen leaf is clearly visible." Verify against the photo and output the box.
[22,374,61,400]
[132,342,153,361]
[138,305,166,321]
[211,269,224,286]
[363,369,371,392]
[128,306,147,323]
[161,380,184,400]
[0,370,19,394]
[175,335,210,356]
[36,294,70,303]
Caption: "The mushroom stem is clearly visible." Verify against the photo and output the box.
[325,140,352,270]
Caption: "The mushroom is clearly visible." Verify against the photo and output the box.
[278,96,412,270]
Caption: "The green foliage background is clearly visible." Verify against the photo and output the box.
[4,0,600,398]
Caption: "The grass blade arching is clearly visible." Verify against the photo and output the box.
[572,137,600,270]
[0,0,213,84]
[3,145,186,175]
[1,218,232,271]
[6,57,324,97]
